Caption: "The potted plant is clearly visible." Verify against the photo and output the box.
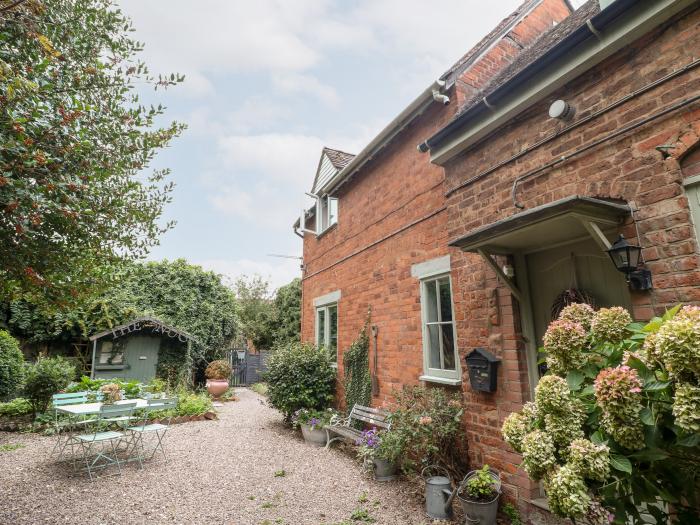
[99,383,122,405]
[457,464,501,525]
[356,428,402,481]
[205,359,232,399]
[292,408,335,446]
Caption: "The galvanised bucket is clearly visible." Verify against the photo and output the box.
[422,466,457,520]
[457,469,501,525]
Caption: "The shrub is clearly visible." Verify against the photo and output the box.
[388,386,464,476]
[176,391,212,416]
[501,304,700,524]
[24,356,76,413]
[250,382,268,396]
[205,359,231,380]
[0,397,33,418]
[0,330,25,401]
[264,342,335,420]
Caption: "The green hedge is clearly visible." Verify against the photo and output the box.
[0,330,25,401]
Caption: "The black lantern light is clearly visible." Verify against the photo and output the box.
[607,235,652,291]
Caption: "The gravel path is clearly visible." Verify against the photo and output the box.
[0,389,433,525]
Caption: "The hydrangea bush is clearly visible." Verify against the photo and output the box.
[501,304,700,524]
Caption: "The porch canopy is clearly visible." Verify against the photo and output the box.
[448,195,631,300]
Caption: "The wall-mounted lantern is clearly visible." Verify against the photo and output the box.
[465,348,500,393]
[606,235,652,291]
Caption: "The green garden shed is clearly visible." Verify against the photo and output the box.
[89,316,196,384]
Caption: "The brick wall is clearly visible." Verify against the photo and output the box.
[455,0,571,107]
[441,5,700,518]
[301,101,454,406]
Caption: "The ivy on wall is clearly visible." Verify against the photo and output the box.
[343,312,372,413]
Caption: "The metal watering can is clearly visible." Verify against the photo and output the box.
[422,465,458,520]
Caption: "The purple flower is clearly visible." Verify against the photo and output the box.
[309,417,320,427]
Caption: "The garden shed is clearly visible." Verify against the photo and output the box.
[89,316,196,383]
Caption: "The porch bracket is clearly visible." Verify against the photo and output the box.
[476,248,523,302]
[578,218,612,251]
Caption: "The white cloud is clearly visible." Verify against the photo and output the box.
[217,133,326,186]
[196,257,301,290]
[272,73,339,108]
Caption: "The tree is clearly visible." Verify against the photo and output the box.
[272,278,301,346]
[0,0,184,304]
[4,259,238,362]
[233,275,275,350]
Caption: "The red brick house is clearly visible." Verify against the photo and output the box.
[295,0,700,520]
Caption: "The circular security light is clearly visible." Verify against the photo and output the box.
[549,99,575,120]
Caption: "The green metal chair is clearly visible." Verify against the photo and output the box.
[50,392,93,462]
[127,397,178,466]
[75,402,136,480]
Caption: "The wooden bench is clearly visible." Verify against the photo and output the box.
[325,404,391,450]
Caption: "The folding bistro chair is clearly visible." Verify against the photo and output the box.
[127,397,178,466]
[50,392,93,462]
[75,402,136,480]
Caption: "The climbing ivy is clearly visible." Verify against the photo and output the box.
[343,317,372,414]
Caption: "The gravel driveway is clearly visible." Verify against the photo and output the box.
[0,389,432,525]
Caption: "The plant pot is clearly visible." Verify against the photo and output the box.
[206,379,229,398]
[372,458,397,481]
[300,424,327,447]
[457,470,501,525]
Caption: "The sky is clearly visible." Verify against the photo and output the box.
[118,0,531,290]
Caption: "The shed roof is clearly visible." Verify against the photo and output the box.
[89,316,197,343]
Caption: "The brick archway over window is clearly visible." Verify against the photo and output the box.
[681,144,700,178]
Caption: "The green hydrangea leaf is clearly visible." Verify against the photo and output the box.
[610,454,633,474]
[566,370,585,391]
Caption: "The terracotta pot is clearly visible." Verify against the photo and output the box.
[301,424,327,447]
[206,379,229,398]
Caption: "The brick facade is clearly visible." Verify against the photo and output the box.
[441,5,700,520]
[300,1,700,523]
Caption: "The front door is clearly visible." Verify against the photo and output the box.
[525,237,632,369]
[123,336,160,383]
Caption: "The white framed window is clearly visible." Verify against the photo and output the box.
[419,274,460,384]
[97,341,124,365]
[317,195,338,233]
[316,303,338,364]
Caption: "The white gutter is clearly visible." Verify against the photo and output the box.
[428,0,695,166]
[320,80,449,196]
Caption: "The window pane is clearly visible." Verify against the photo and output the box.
[439,278,452,322]
[328,305,338,360]
[328,198,338,226]
[427,324,441,369]
[317,309,326,346]
[441,324,456,370]
[318,197,328,231]
[425,281,439,323]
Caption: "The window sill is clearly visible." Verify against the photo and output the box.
[94,364,129,371]
[419,375,461,386]
[316,223,337,239]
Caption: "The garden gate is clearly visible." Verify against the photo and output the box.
[226,348,269,386]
